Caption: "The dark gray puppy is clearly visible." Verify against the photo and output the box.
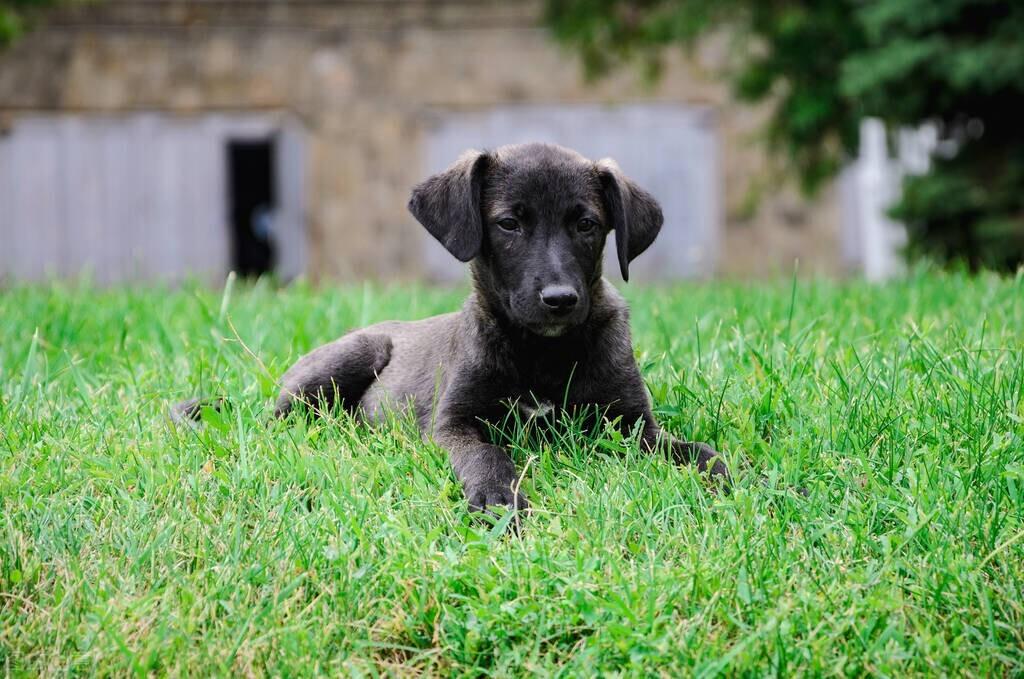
[179,143,728,514]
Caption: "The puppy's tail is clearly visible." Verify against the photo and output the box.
[170,397,224,424]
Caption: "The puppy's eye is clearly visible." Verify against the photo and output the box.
[577,218,599,233]
[497,218,520,232]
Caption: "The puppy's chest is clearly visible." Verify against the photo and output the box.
[503,364,599,418]
[516,397,557,420]
[507,360,581,403]
[491,342,602,414]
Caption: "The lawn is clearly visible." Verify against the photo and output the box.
[1,271,1023,676]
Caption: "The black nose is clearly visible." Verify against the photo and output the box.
[539,285,579,312]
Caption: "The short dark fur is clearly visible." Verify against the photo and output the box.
[176,143,728,515]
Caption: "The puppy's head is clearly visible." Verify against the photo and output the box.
[409,143,662,336]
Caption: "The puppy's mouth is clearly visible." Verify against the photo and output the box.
[529,322,570,337]
[524,311,587,337]
[506,294,586,337]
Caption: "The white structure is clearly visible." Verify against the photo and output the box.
[841,118,937,281]
[0,112,306,284]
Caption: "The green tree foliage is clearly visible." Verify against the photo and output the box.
[0,0,80,47]
[546,0,1024,271]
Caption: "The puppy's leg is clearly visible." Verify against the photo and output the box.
[600,389,729,483]
[586,353,730,485]
[588,386,730,484]
[642,421,730,485]
[274,332,392,418]
[170,396,224,424]
[434,420,529,515]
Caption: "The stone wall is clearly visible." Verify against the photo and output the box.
[0,0,843,281]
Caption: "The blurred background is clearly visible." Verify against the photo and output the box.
[1,0,1021,286]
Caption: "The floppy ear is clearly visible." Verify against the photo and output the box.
[597,159,664,281]
[408,150,490,262]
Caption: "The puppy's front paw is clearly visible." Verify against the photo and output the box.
[170,396,224,425]
[691,442,731,489]
[465,481,530,517]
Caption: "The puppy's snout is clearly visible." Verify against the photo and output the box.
[539,285,579,313]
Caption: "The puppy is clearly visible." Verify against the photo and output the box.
[179,143,728,515]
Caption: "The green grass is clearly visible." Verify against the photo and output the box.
[2,270,1023,676]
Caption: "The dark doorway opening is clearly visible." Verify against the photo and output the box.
[227,139,277,277]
